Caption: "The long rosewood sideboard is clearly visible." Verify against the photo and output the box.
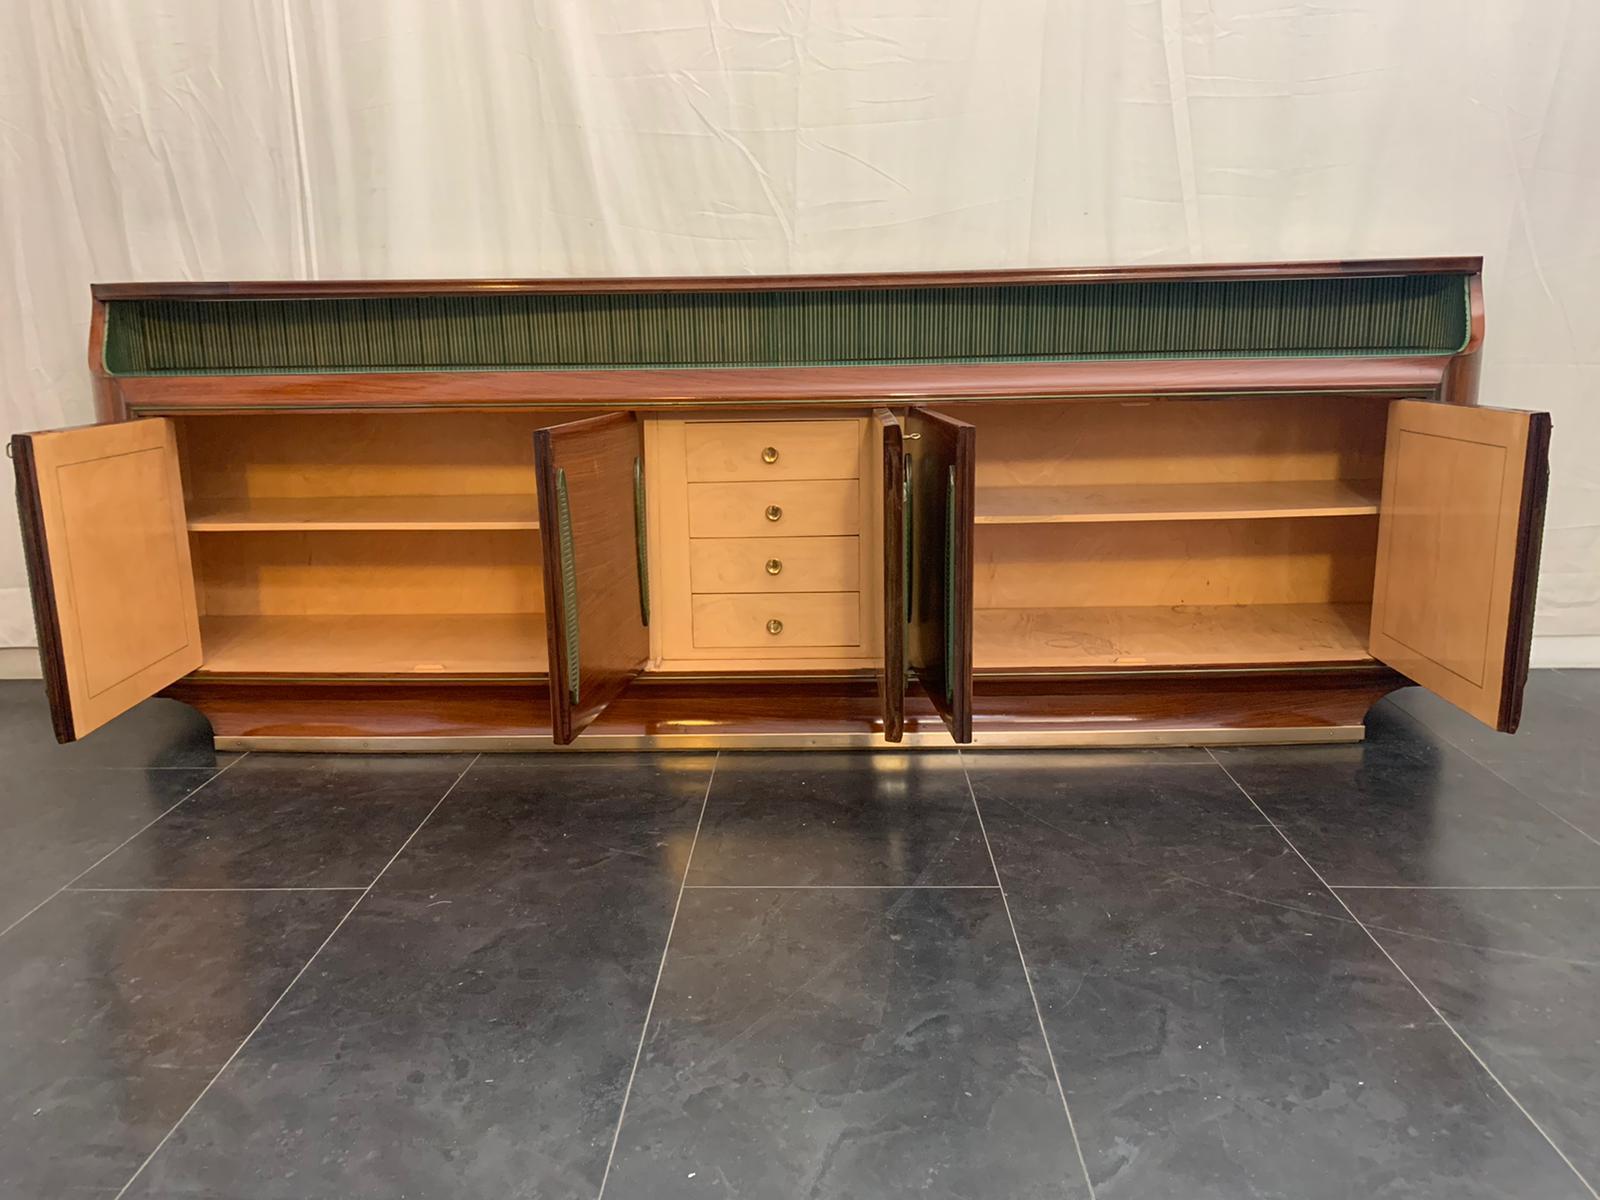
[10,258,1550,751]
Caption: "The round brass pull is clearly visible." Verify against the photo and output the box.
[765,504,782,522]
[766,618,784,635]
[765,558,783,575]
[761,446,779,464]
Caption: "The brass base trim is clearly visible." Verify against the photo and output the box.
[216,725,1365,753]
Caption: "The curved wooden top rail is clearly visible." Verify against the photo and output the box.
[91,256,1482,301]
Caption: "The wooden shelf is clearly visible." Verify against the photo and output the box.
[973,603,1374,670]
[187,494,539,532]
[197,614,548,676]
[973,480,1381,525]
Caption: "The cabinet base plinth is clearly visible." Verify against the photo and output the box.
[167,667,1401,753]
[214,726,1365,752]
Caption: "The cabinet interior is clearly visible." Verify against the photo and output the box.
[171,395,1395,681]
[174,412,569,677]
[943,395,1391,672]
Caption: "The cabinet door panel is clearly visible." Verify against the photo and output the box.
[534,412,649,743]
[906,407,975,742]
[1370,399,1550,731]
[875,410,906,742]
[11,419,201,741]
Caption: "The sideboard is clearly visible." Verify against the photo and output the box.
[10,258,1550,750]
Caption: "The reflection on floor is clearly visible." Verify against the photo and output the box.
[0,673,1596,1198]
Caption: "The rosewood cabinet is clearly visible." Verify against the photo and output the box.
[11,259,1550,750]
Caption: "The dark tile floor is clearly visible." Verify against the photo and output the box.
[0,676,1595,1199]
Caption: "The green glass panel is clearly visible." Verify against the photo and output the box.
[102,274,1470,376]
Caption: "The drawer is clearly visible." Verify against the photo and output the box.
[692,592,861,648]
[690,536,859,593]
[688,480,860,538]
[685,420,860,482]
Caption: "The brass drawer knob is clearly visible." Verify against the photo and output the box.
[765,504,782,522]
[766,618,784,635]
[766,558,783,575]
[761,446,779,464]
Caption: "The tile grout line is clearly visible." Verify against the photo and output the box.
[1331,884,1600,891]
[65,886,369,893]
[1206,749,1600,1200]
[1536,802,1600,850]
[958,750,1098,1200]
[0,752,251,942]
[112,752,482,1199]
[683,883,1001,890]
[596,751,719,1200]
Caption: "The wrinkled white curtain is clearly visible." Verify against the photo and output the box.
[2,0,1597,661]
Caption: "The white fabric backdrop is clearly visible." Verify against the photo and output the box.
[3,0,1597,662]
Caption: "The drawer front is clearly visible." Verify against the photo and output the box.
[688,480,860,538]
[689,536,859,594]
[685,420,860,482]
[691,592,861,648]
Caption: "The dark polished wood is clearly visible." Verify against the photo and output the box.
[906,406,975,743]
[534,411,650,743]
[85,301,126,423]
[163,681,550,739]
[1499,412,1553,733]
[1441,274,1486,407]
[971,667,1407,734]
[164,667,1405,742]
[91,257,1482,302]
[113,355,1453,415]
[875,410,906,742]
[9,435,75,742]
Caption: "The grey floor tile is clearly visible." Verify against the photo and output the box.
[0,766,217,931]
[687,751,993,887]
[384,753,715,898]
[77,754,470,889]
[967,751,1339,914]
[603,887,1089,1200]
[1340,885,1600,1188]
[1215,705,1600,887]
[0,889,350,1196]
[0,682,233,771]
[120,753,708,1199]
[1391,672,1600,842]
[976,753,1591,1199]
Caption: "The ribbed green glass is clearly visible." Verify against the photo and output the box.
[102,274,1469,376]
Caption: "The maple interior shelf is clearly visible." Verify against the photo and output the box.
[973,603,1376,671]
[186,494,540,532]
[196,613,549,677]
[973,479,1382,526]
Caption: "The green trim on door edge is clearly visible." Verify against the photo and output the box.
[633,456,650,626]
[902,462,913,632]
[944,466,956,703]
[556,468,580,705]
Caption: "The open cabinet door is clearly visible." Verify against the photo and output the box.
[1370,400,1551,732]
[534,412,651,744]
[874,410,906,742]
[11,419,202,742]
[905,407,975,742]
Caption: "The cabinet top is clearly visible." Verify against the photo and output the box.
[92,257,1484,412]
[91,256,1481,301]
